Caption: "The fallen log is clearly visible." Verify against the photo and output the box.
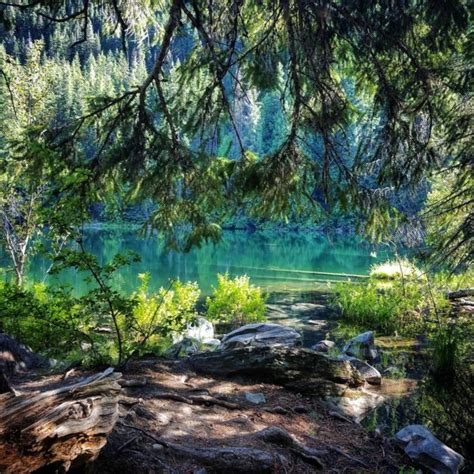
[0,368,122,473]
[447,288,474,299]
[190,346,363,396]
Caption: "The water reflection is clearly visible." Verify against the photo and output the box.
[27,228,391,295]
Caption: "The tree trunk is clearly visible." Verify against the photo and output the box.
[0,368,121,473]
[190,346,363,396]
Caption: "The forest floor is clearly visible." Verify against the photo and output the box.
[82,357,410,473]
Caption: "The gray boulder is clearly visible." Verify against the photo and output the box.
[338,355,382,385]
[312,340,336,353]
[0,332,50,374]
[396,425,464,473]
[220,323,301,351]
[343,331,379,362]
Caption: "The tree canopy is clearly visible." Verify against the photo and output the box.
[0,0,472,265]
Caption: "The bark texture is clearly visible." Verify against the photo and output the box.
[0,368,121,473]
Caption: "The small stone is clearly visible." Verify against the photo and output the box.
[338,355,382,385]
[312,340,336,353]
[326,388,385,422]
[293,405,309,414]
[244,392,266,404]
[152,443,164,451]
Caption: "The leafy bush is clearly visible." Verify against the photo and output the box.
[125,273,200,356]
[206,273,266,327]
[0,251,202,366]
[0,282,91,361]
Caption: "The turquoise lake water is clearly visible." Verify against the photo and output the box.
[24,227,391,295]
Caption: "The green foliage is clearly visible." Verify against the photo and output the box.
[0,250,204,365]
[126,273,200,355]
[206,273,267,327]
[333,280,425,335]
[430,325,462,384]
[0,282,92,361]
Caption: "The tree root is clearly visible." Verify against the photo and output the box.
[256,426,325,469]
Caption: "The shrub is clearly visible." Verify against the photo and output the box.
[125,273,200,355]
[0,282,91,360]
[369,259,424,281]
[206,273,266,327]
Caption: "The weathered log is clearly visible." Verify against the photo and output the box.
[189,346,363,396]
[0,368,122,473]
[447,288,474,299]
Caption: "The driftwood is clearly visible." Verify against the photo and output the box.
[190,346,363,396]
[0,368,122,473]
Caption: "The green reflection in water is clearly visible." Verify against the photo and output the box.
[26,228,391,295]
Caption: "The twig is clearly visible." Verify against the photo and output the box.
[116,436,138,453]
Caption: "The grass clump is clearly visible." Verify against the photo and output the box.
[333,280,425,335]
[369,258,424,281]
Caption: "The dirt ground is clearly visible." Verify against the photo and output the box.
[85,357,410,473]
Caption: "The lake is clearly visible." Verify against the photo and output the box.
[25,227,392,295]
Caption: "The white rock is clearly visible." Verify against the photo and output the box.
[396,425,464,474]
[184,317,215,342]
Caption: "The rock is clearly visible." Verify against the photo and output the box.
[293,405,309,414]
[0,333,50,374]
[290,303,326,314]
[182,317,215,343]
[245,392,266,404]
[338,355,382,385]
[312,340,336,353]
[166,328,220,358]
[152,443,164,451]
[220,323,301,351]
[343,331,379,362]
[165,337,201,358]
[326,388,385,422]
[190,346,363,398]
[396,425,464,473]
